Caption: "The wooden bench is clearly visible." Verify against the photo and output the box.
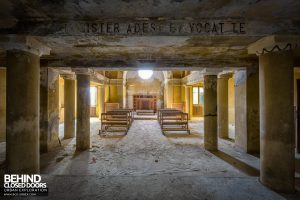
[100,111,131,135]
[171,102,185,112]
[157,108,180,124]
[107,109,134,125]
[159,110,190,134]
[136,109,155,115]
[105,103,120,112]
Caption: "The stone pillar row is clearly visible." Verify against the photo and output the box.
[4,40,98,173]
[3,35,297,193]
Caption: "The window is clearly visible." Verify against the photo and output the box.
[199,87,204,105]
[193,87,199,105]
[90,87,97,107]
[193,87,204,105]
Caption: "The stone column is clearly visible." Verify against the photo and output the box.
[204,75,218,151]
[259,51,294,192]
[99,86,105,114]
[63,75,76,139]
[40,68,60,153]
[234,68,260,153]
[76,71,91,151]
[217,74,231,139]
[6,50,40,174]
[248,35,297,192]
[0,68,6,142]
[185,86,191,119]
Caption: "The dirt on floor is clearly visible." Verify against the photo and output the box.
[0,118,298,199]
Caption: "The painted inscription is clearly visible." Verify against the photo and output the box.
[62,20,246,36]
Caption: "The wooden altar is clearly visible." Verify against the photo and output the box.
[133,95,157,112]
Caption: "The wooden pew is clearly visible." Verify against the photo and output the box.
[100,111,131,135]
[171,102,185,112]
[157,108,180,124]
[108,109,134,125]
[159,109,190,134]
[105,103,120,112]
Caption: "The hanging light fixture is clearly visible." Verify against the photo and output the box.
[138,70,153,80]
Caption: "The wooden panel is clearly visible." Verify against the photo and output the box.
[90,107,97,117]
[133,95,157,112]
[193,105,203,117]
[105,103,120,112]
[171,102,184,111]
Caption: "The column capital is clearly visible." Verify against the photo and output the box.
[248,35,299,56]
[0,35,51,56]
[201,68,222,76]
[218,73,233,79]
[166,78,182,85]
[72,68,93,75]
[109,79,123,85]
[183,71,203,85]
[61,73,76,80]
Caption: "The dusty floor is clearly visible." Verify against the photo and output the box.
[0,118,299,199]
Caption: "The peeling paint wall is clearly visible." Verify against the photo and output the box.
[173,85,182,103]
[109,84,123,107]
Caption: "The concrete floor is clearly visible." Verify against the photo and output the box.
[0,118,299,199]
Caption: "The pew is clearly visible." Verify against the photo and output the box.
[158,109,190,134]
[157,108,179,124]
[171,102,185,112]
[105,103,120,112]
[99,110,131,135]
[107,109,134,125]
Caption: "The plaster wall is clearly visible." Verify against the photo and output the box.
[59,77,64,123]
[228,77,235,125]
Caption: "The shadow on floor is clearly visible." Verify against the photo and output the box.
[248,152,260,158]
[164,133,202,138]
[210,150,260,177]
[222,137,235,143]
[98,135,126,139]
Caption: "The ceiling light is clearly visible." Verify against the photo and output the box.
[138,70,153,80]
